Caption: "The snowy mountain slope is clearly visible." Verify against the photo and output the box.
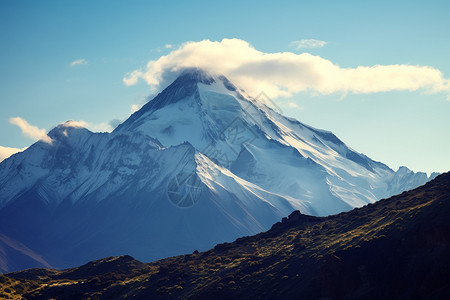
[0,68,436,271]
[0,122,294,269]
[115,68,431,214]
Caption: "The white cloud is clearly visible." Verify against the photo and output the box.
[123,38,450,99]
[62,120,89,128]
[9,117,53,144]
[0,146,27,162]
[62,119,114,133]
[89,122,114,132]
[290,39,327,49]
[287,102,303,110]
[70,58,88,67]
[165,44,173,49]
[131,103,144,113]
[123,70,142,86]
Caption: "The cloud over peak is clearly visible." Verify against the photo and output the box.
[123,38,450,99]
[62,120,89,128]
[61,119,115,132]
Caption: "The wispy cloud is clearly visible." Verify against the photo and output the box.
[123,70,142,86]
[165,44,173,49]
[62,120,89,128]
[0,146,27,162]
[123,38,450,99]
[290,39,327,49]
[108,119,122,130]
[89,122,114,132]
[287,102,303,110]
[9,117,53,144]
[70,58,88,67]
[62,119,115,132]
[131,103,144,113]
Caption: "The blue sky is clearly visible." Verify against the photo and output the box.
[1,0,449,174]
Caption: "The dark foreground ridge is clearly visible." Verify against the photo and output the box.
[2,172,450,299]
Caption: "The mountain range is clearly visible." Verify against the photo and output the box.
[0,68,438,272]
[2,171,449,299]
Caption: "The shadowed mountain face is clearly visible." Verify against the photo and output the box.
[0,69,437,272]
[3,172,449,299]
[0,234,52,273]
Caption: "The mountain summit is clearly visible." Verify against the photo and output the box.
[0,69,436,272]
